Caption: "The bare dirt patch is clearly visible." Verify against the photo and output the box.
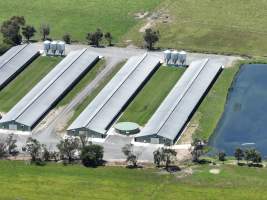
[55,110,74,134]
[134,12,149,19]
[209,168,221,174]
[33,107,65,133]
[176,167,193,179]
[138,10,172,33]
[178,115,200,144]
[176,148,192,162]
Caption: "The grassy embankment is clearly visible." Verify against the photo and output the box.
[0,57,61,112]
[1,160,267,200]
[119,66,185,125]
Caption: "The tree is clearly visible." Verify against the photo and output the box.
[57,137,80,163]
[122,144,140,168]
[5,134,18,156]
[190,138,206,162]
[80,144,104,167]
[22,25,36,42]
[0,16,25,45]
[104,32,113,46]
[252,151,262,164]
[244,148,262,165]
[86,28,103,47]
[22,137,42,162]
[42,145,50,162]
[143,28,160,50]
[40,24,50,41]
[153,148,163,167]
[0,134,18,159]
[79,133,90,149]
[0,141,7,159]
[234,148,244,164]
[10,16,25,25]
[218,151,226,163]
[162,148,177,169]
[62,33,71,44]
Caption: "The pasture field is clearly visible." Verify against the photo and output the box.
[1,160,267,200]
[2,0,267,56]
[126,0,267,56]
[0,0,162,42]
[119,66,185,126]
[0,56,62,112]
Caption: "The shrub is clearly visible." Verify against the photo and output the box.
[62,33,71,44]
[80,144,104,167]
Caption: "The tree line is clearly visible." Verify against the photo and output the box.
[0,134,264,170]
[0,134,104,167]
[190,137,263,167]
[0,15,160,55]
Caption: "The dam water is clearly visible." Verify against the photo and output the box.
[210,64,267,155]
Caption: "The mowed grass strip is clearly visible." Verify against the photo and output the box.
[119,66,185,126]
[0,0,162,42]
[1,161,267,200]
[57,59,105,107]
[67,61,126,126]
[0,56,62,112]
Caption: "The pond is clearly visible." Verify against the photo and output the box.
[209,64,267,155]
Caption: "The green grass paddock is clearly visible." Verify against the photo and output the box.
[1,160,267,200]
[0,0,162,42]
[126,0,267,56]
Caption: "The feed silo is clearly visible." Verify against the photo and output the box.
[179,51,187,66]
[57,41,65,56]
[50,41,58,55]
[171,50,179,65]
[163,50,171,64]
[43,40,51,55]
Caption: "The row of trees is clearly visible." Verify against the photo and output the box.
[0,16,37,45]
[0,134,104,167]
[0,134,264,170]
[86,28,113,47]
[189,137,263,167]
[0,15,160,55]
[234,148,262,166]
[121,144,177,171]
[85,28,160,50]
